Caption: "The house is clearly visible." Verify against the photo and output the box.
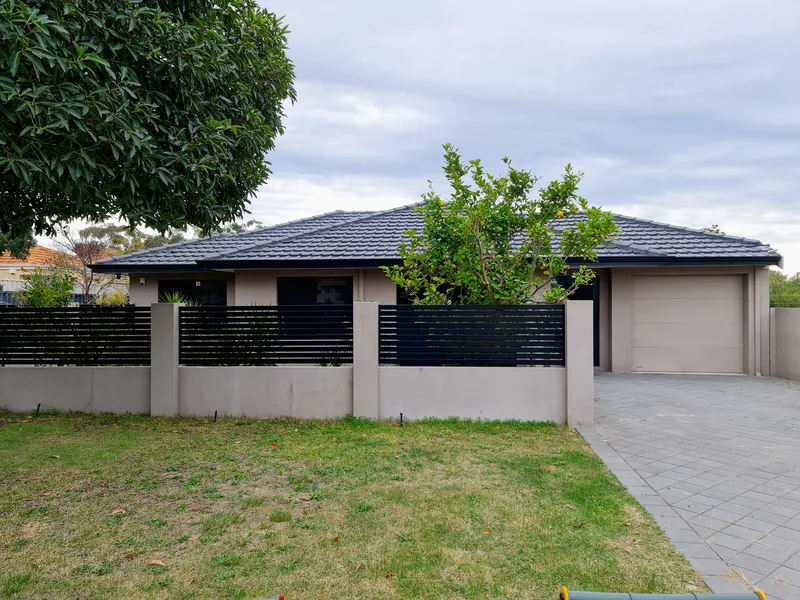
[0,245,65,280]
[92,203,782,376]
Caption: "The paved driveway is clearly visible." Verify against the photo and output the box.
[580,373,800,599]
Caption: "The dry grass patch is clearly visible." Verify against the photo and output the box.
[0,411,705,599]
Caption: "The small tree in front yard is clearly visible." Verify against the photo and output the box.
[383,144,618,304]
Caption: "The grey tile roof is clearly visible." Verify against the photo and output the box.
[93,210,375,268]
[92,202,781,272]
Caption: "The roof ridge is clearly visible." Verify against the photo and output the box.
[610,213,768,247]
[93,210,367,265]
[200,201,425,262]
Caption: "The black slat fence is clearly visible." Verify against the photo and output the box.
[0,306,151,365]
[180,305,353,366]
[379,304,565,367]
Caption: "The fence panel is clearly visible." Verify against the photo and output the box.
[379,304,565,367]
[180,305,354,366]
[0,306,151,365]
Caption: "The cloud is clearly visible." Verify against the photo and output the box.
[249,173,422,226]
[254,0,799,270]
[276,83,439,165]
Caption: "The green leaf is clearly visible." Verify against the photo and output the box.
[10,52,21,76]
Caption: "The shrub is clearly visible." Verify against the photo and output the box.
[14,270,73,307]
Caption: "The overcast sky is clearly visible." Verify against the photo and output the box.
[248,0,800,273]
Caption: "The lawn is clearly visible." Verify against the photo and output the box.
[0,411,705,599]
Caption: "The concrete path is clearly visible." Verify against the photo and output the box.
[580,373,800,599]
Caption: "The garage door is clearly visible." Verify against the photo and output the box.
[632,275,744,373]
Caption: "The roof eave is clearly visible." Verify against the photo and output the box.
[90,263,222,274]
[579,255,782,268]
[93,252,782,274]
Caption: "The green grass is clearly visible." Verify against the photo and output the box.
[0,411,705,599]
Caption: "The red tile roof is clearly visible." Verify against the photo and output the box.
[0,245,66,265]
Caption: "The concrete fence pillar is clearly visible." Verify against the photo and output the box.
[565,300,594,427]
[150,303,180,416]
[353,302,380,419]
[769,307,776,377]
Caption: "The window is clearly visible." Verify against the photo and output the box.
[158,279,227,306]
[277,277,353,305]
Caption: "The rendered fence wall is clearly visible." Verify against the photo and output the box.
[379,366,567,421]
[179,366,353,418]
[371,302,592,424]
[0,366,150,414]
[770,308,800,382]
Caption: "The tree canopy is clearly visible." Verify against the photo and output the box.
[383,145,618,305]
[770,270,800,307]
[0,0,296,255]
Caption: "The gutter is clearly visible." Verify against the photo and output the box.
[91,254,782,275]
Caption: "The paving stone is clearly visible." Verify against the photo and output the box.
[729,552,780,577]
[702,507,752,524]
[768,565,800,587]
[720,524,766,543]
[707,542,740,561]
[673,542,720,559]
[743,534,800,563]
[716,501,757,517]
[584,374,800,595]
[690,514,737,531]
[707,532,754,552]
[749,509,792,526]
[673,497,718,513]
[736,516,779,534]
[763,503,800,519]
[703,575,752,593]
[770,526,800,544]
[755,576,800,600]
[688,557,736,576]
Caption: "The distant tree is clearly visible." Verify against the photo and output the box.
[770,270,800,307]
[50,226,121,299]
[79,223,187,254]
[15,269,73,307]
[383,144,618,304]
[202,219,264,236]
[74,219,263,256]
[0,0,296,254]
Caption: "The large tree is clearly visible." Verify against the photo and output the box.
[384,144,618,305]
[0,0,296,255]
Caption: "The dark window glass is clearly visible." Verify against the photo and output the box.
[277,277,353,305]
[158,279,227,306]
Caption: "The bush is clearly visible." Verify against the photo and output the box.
[96,288,129,306]
[15,270,74,307]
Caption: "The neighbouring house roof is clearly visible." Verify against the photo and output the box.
[0,245,65,266]
[92,203,782,273]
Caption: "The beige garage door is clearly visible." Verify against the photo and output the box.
[632,275,744,373]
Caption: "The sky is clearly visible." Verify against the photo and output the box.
[247,0,800,273]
